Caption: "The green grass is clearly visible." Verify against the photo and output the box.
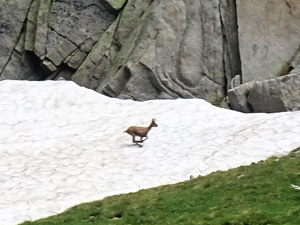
[21,149,300,225]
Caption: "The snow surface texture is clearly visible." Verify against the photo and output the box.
[1,80,300,225]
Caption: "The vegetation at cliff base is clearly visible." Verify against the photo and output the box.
[21,149,300,225]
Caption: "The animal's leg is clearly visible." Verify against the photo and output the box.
[132,136,137,143]
[141,136,148,142]
[135,142,143,147]
[132,136,142,147]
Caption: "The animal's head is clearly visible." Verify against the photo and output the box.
[151,118,158,127]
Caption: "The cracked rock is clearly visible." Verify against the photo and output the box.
[73,0,240,105]
[0,0,32,75]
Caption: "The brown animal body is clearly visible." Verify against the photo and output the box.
[124,119,158,147]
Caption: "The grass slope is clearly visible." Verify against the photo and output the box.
[21,150,300,225]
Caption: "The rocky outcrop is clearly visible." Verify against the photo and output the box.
[0,0,300,112]
[228,66,300,113]
[0,0,119,80]
[0,0,240,107]
[73,0,240,105]
[237,0,300,83]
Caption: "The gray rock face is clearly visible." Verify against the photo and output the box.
[73,0,240,105]
[1,0,300,112]
[0,0,241,107]
[228,66,300,113]
[237,0,300,83]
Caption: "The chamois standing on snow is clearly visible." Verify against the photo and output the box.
[124,118,158,147]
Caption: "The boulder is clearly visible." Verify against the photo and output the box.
[280,66,300,111]
[228,66,300,113]
[247,80,286,113]
[228,82,254,113]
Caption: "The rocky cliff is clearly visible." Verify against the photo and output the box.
[0,0,299,112]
